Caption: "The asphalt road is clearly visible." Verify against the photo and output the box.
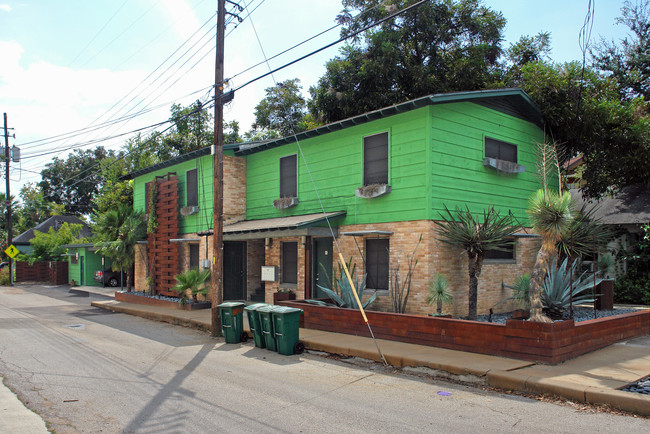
[0,284,647,433]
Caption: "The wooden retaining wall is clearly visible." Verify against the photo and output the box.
[280,301,650,364]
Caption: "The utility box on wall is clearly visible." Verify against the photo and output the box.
[261,266,278,282]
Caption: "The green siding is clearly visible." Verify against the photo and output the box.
[246,108,431,225]
[133,153,223,234]
[429,102,546,224]
[66,247,108,286]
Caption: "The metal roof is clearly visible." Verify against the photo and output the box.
[197,211,346,236]
[571,185,650,225]
[341,230,394,236]
[236,88,542,156]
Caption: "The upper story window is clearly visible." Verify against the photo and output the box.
[363,132,389,186]
[281,241,298,285]
[280,155,297,198]
[366,238,389,291]
[485,137,517,163]
[186,169,198,207]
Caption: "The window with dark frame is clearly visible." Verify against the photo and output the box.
[484,240,516,261]
[363,132,389,186]
[189,244,199,269]
[281,242,298,284]
[485,137,517,163]
[366,238,389,291]
[186,168,198,207]
[280,155,297,198]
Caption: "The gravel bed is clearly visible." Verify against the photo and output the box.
[476,307,643,324]
[621,375,650,395]
[120,291,207,305]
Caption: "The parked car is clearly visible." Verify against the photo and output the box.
[93,269,123,287]
[0,262,8,269]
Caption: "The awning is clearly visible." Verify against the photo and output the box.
[169,238,201,243]
[341,230,393,237]
[197,211,346,240]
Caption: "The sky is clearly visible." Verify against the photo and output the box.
[0,0,631,197]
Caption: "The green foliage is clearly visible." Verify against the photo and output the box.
[426,272,453,314]
[147,182,158,235]
[309,0,506,123]
[528,189,573,244]
[435,205,518,320]
[30,223,87,261]
[542,258,601,320]
[93,180,133,216]
[171,268,211,303]
[557,203,614,260]
[94,206,146,291]
[39,147,117,216]
[389,234,422,313]
[0,268,9,285]
[614,223,650,305]
[163,101,213,155]
[253,79,308,137]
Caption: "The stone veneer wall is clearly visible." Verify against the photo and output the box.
[262,220,540,316]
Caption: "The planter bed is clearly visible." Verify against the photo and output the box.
[278,300,650,364]
[115,291,211,311]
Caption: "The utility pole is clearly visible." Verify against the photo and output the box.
[211,0,226,336]
[3,113,13,285]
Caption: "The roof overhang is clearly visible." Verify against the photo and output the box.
[169,238,201,243]
[197,211,346,241]
[341,230,394,237]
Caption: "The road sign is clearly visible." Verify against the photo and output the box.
[4,244,18,258]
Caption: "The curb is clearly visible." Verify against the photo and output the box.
[487,369,650,416]
[91,301,211,332]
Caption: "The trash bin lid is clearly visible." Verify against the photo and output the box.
[244,303,269,311]
[256,305,282,313]
[217,302,245,308]
[272,306,303,315]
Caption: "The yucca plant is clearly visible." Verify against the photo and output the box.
[435,205,518,320]
[425,272,453,315]
[541,257,602,320]
[171,269,211,304]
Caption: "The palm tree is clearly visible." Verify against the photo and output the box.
[171,269,211,303]
[526,189,573,322]
[435,206,518,320]
[94,206,146,292]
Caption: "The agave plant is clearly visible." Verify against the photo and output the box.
[541,257,602,320]
[171,269,211,304]
[307,271,376,309]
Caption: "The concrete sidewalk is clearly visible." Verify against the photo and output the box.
[1,378,49,433]
[91,297,650,416]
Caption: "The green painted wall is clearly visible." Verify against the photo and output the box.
[67,247,111,286]
[133,153,224,234]
[246,102,546,226]
[246,108,430,225]
[429,102,546,224]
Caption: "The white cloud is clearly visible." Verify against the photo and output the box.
[0,5,11,12]
[159,0,200,40]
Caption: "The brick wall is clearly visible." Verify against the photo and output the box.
[263,236,306,303]
[224,155,246,224]
[261,220,540,316]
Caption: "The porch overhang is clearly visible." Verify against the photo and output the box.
[341,230,394,237]
[197,211,346,241]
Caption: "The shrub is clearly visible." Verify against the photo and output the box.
[0,268,10,286]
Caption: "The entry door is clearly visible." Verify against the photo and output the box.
[80,256,84,286]
[223,241,246,300]
[312,238,333,299]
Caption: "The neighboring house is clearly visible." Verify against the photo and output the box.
[62,243,115,287]
[571,184,650,278]
[13,215,92,255]
[125,88,550,316]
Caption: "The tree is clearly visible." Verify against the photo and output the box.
[14,183,65,235]
[30,222,87,262]
[163,101,213,155]
[94,206,146,292]
[435,206,518,320]
[592,0,650,100]
[515,61,650,198]
[309,0,506,123]
[39,147,116,215]
[253,79,308,137]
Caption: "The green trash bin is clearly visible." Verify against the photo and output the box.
[257,305,280,352]
[244,303,268,348]
[272,306,304,356]
[217,302,246,343]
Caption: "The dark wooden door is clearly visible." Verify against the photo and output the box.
[312,238,333,299]
[80,256,84,286]
[223,241,246,300]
